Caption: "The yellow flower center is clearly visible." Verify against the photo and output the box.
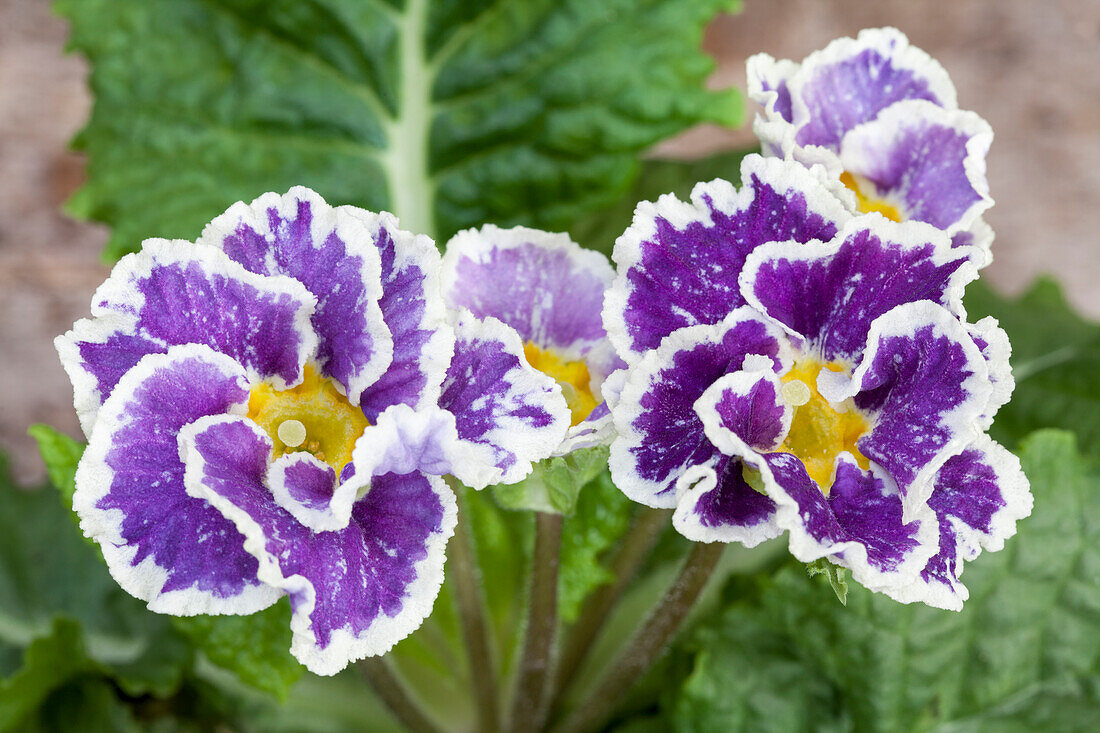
[776,360,871,494]
[246,365,369,474]
[523,342,599,427]
[840,171,903,222]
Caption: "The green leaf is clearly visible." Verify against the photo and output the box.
[27,424,84,507]
[569,147,758,254]
[965,278,1100,457]
[172,598,302,700]
[665,430,1100,733]
[558,469,633,621]
[58,0,743,260]
[805,558,848,606]
[492,445,609,515]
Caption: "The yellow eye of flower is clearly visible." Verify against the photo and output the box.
[777,360,871,493]
[246,365,370,474]
[840,171,904,223]
[523,342,598,427]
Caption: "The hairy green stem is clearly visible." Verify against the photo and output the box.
[509,512,564,732]
[359,658,442,733]
[549,541,725,733]
[450,490,502,733]
[552,507,670,700]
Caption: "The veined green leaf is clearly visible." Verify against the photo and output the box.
[58,0,743,260]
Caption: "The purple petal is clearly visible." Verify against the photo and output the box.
[672,455,780,546]
[439,312,570,487]
[267,453,349,533]
[59,241,318,436]
[762,453,938,591]
[886,435,1032,610]
[741,218,975,363]
[199,187,393,404]
[72,344,278,615]
[444,225,614,354]
[824,302,993,518]
[181,415,457,676]
[347,211,454,420]
[694,369,792,452]
[788,27,957,149]
[604,155,850,360]
[609,308,793,508]
[839,100,993,234]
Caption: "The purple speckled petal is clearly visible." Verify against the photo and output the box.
[672,455,780,546]
[342,210,454,420]
[604,154,850,361]
[966,317,1014,429]
[741,218,975,363]
[181,414,456,676]
[839,100,993,234]
[609,308,793,508]
[694,369,792,452]
[439,312,570,487]
[886,435,1032,610]
[787,27,957,149]
[821,302,993,518]
[58,240,318,436]
[266,453,348,533]
[762,453,938,592]
[443,225,614,355]
[747,53,800,158]
[199,187,393,404]
[72,344,278,615]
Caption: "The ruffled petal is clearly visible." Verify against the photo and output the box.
[199,187,393,404]
[694,369,792,452]
[267,453,346,534]
[671,455,780,546]
[885,435,1032,610]
[761,453,939,592]
[609,308,794,508]
[58,240,318,436]
[787,27,957,150]
[439,312,571,487]
[966,317,1015,430]
[603,154,850,361]
[838,100,993,235]
[741,217,976,363]
[345,210,454,420]
[443,225,614,355]
[180,414,457,676]
[73,344,278,615]
[821,302,993,519]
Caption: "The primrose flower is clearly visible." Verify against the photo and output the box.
[747,27,994,263]
[604,155,1031,606]
[442,225,623,455]
[57,188,567,674]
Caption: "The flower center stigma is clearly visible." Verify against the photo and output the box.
[247,365,370,473]
[523,342,598,426]
[840,171,903,223]
[777,360,871,493]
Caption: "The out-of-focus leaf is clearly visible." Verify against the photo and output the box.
[27,424,84,507]
[493,446,609,515]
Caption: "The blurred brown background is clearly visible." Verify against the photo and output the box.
[1,0,1098,485]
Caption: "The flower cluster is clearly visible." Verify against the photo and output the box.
[57,189,615,674]
[603,29,1030,609]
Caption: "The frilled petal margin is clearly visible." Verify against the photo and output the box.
[57,240,318,436]
[609,307,794,508]
[180,414,456,676]
[199,187,394,405]
[439,312,570,488]
[603,154,850,361]
[739,215,976,364]
[885,435,1032,610]
[72,344,279,615]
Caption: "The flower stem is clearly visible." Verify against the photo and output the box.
[552,507,669,700]
[509,511,564,732]
[549,541,725,733]
[450,489,502,733]
[359,658,442,733]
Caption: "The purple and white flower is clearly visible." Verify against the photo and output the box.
[443,225,621,456]
[57,188,566,674]
[605,160,1030,604]
[747,27,994,264]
